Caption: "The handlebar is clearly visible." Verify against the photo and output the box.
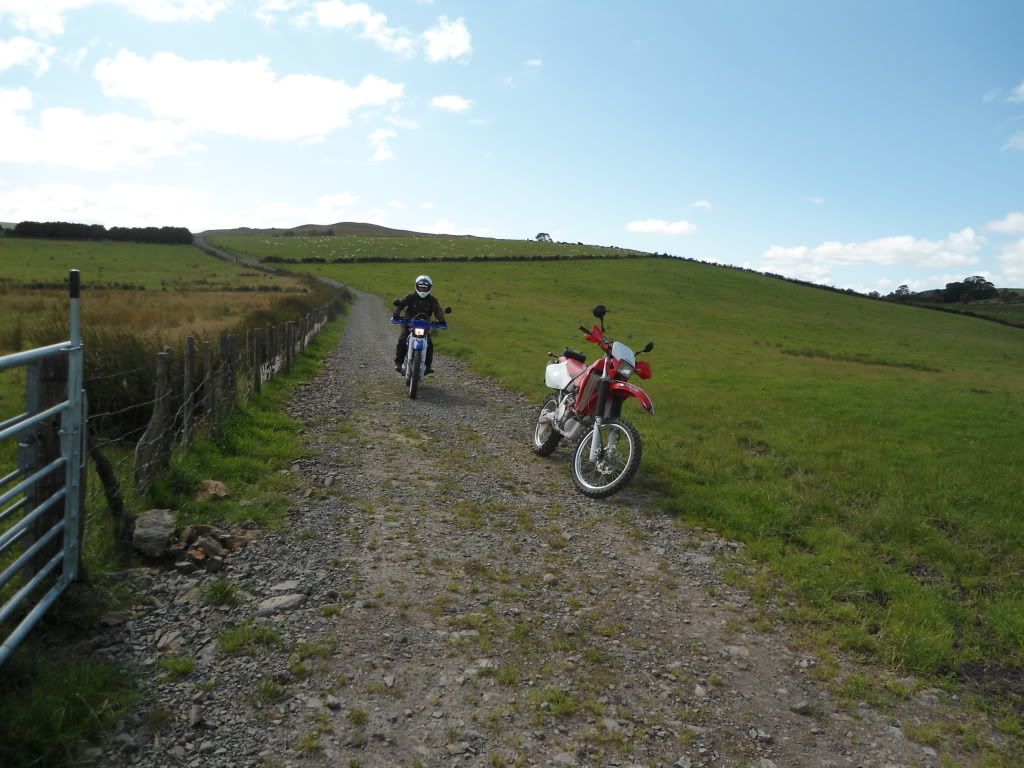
[579,325,591,334]
[392,317,448,329]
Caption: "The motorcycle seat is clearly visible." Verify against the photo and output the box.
[563,348,586,363]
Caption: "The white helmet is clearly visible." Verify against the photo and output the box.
[415,274,432,298]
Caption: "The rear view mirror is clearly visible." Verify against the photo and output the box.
[592,304,607,319]
[445,307,452,314]
[642,342,654,353]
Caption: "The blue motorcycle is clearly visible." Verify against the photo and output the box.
[391,311,449,399]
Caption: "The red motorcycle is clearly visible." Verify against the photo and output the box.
[532,305,654,498]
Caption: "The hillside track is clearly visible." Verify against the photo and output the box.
[96,291,954,768]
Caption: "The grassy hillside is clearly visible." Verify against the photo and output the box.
[291,257,1024,680]
[0,238,300,290]
[206,233,648,263]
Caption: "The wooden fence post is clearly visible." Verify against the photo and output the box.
[263,325,272,381]
[219,332,232,413]
[183,336,195,445]
[202,340,215,423]
[284,322,293,374]
[248,329,261,394]
[134,347,172,491]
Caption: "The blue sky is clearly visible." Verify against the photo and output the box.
[1,1,1022,293]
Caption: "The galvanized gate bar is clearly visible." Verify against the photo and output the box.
[0,269,85,666]
[0,455,67,509]
[0,414,27,433]
[0,497,28,524]
[0,521,65,591]
[0,401,70,442]
[0,552,64,626]
[0,341,74,369]
[0,487,68,552]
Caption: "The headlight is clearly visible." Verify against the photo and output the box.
[619,363,634,378]
[414,328,426,337]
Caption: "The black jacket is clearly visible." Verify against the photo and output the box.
[393,292,446,324]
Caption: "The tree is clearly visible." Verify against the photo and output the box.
[943,276,997,303]
[535,232,552,243]
[892,284,912,299]
[962,275,998,301]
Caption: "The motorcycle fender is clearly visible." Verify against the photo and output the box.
[411,337,428,351]
[610,381,655,414]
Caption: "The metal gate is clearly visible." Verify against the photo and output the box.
[0,270,86,665]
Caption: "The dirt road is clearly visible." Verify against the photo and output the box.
[98,290,952,768]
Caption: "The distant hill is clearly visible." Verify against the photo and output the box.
[201,222,454,238]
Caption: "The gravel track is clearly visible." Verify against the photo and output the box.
[94,290,955,768]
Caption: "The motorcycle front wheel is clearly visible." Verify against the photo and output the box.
[532,394,562,457]
[571,419,642,498]
[408,349,421,399]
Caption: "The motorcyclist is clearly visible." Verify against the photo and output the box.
[393,274,447,374]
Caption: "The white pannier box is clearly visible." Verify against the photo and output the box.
[545,361,573,390]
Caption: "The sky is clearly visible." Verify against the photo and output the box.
[0,0,1022,294]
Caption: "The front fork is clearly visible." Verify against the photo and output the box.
[589,375,612,461]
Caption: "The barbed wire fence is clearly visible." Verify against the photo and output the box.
[83,294,347,553]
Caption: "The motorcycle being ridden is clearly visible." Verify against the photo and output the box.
[532,305,654,498]
[391,302,450,399]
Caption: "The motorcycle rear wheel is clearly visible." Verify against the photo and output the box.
[532,394,562,456]
[408,350,421,399]
[571,418,642,498]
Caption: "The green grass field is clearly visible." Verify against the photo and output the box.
[0,239,319,356]
[290,257,1024,679]
[206,233,647,262]
[0,238,299,290]
[916,301,1024,327]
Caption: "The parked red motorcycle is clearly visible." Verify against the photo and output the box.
[532,305,654,498]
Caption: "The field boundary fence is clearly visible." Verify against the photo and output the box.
[0,270,86,665]
[1,269,348,663]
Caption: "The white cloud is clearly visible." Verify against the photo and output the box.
[420,217,489,236]
[0,181,220,228]
[1003,132,1024,151]
[300,1,415,56]
[420,201,433,209]
[369,127,396,161]
[760,228,985,284]
[250,192,358,227]
[526,57,542,67]
[423,16,471,62]
[255,0,302,23]
[0,0,228,37]
[1007,80,1024,103]
[626,218,696,235]
[691,200,712,210]
[807,196,826,206]
[385,114,418,129]
[999,239,1024,284]
[987,212,1024,235]
[430,94,471,112]
[0,36,56,75]
[95,50,403,142]
[0,86,199,170]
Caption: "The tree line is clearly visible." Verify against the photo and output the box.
[4,221,193,245]
[885,275,1003,304]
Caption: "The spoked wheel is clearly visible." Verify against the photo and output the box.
[407,350,421,399]
[571,418,642,498]
[532,394,562,456]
